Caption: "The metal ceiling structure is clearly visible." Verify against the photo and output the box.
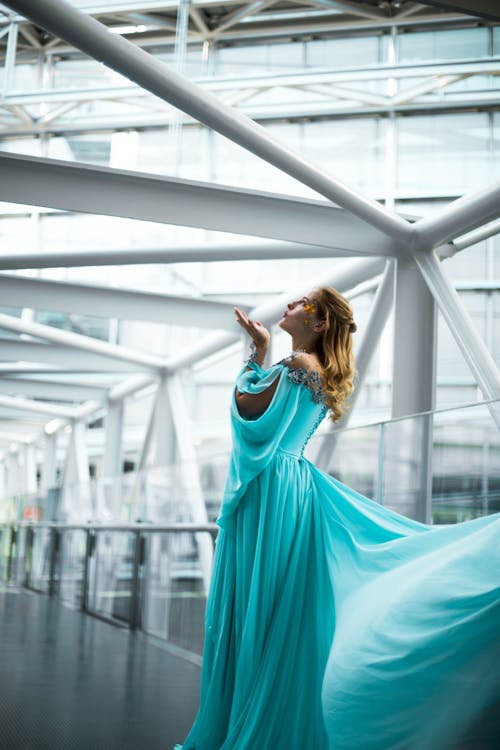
[0,0,499,542]
[1,2,499,135]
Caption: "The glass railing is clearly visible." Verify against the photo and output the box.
[1,397,499,656]
[0,521,217,661]
[306,396,500,524]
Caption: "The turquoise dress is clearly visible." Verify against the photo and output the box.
[174,358,500,750]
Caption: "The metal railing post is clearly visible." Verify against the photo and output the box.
[81,529,95,613]
[49,528,60,596]
[24,525,34,588]
[130,531,146,631]
[7,525,17,584]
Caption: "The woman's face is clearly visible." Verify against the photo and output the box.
[278,290,318,334]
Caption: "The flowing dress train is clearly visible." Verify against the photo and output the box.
[174,359,500,750]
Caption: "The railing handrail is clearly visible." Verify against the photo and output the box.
[335,395,500,433]
[0,396,498,505]
[0,522,219,533]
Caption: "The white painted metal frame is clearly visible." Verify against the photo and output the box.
[0,152,410,256]
[1,0,500,532]
[2,58,498,136]
[2,0,412,242]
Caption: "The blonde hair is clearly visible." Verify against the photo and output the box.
[312,286,358,423]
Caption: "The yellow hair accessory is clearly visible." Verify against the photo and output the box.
[303,302,316,313]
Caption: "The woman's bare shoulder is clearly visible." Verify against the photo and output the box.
[283,351,324,376]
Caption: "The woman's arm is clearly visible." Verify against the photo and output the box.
[233,307,276,418]
[235,375,280,418]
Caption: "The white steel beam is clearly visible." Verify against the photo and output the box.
[390,73,465,106]
[189,6,209,35]
[0,0,463,27]
[0,10,474,52]
[0,410,47,421]
[0,393,77,418]
[3,91,499,137]
[0,312,167,370]
[0,273,252,329]
[168,256,386,371]
[420,0,500,22]
[0,430,35,444]
[395,2,422,19]
[414,251,500,403]
[212,0,275,34]
[312,0,386,17]
[17,21,43,50]
[0,241,368,271]
[452,218,500,252]
[0,377,108,402]
[414,181,500,249]
[0,152,408,257]
[0,362,139,375]
[108,374,155,402]
[0,338,154,373]
[4,60,497,107]
[5,257,383,444]
[2,0,412,243]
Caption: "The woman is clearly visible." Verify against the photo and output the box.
[174,286,500,750]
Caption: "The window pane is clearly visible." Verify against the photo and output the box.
[396,113,492,195]
[216,41,304,76]
[398,27,489,63]
[306,35,380,68]
[444,243,487,280]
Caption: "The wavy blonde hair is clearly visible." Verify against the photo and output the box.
[311,286,358,423]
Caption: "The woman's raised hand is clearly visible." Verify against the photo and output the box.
[234,307,271,350]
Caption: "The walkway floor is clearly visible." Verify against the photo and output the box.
[0,586,201,750]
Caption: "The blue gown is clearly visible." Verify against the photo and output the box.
[174,358,500,750]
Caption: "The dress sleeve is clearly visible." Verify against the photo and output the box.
[234,360,283,403]
[216,360,303,535]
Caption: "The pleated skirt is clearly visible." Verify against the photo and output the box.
[176,449,334,749]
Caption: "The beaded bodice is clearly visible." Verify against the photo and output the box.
[275,357,326,406]
[271,353,329,456]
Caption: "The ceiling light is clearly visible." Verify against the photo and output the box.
[109,24,147,35]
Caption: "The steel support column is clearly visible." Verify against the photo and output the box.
[166,373,213,592]
[391,258,437,419]
[103,400,124,479]
[385,257,438,523]
[60,421,91,521]
[2,21,18,98]
[414,251,500,406]
[23,443,37,498]
[153,374,177,468]
[40,432,58,522]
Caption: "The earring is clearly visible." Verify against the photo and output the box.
[303,319,309,326]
